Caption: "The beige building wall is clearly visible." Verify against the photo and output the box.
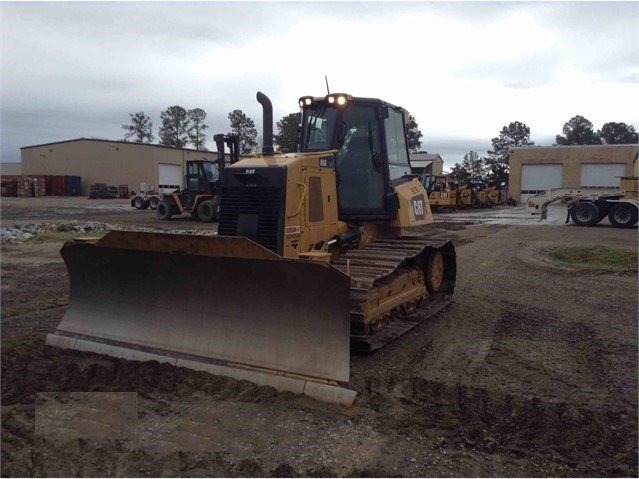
[508,144,638,200]
[21,139,212,195]
[0,162,22,175]
[431,157,444,176]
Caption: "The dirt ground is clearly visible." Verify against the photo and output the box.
[1,197,637,477]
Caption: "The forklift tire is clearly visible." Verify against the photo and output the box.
[197,200,218,222]
[148,196,160,210]
[156,200,173,220]
[133,196,148,210]
[608,203,638,228]
[570,202,599,226]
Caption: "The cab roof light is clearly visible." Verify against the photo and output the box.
[326,93,352,107]
[299,93,352,108]
[298,96,314,107]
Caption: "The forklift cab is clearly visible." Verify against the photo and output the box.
[185,160,220,194]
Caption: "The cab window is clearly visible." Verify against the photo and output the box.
[384,109,411,180]
[335,105,385,211]
[202,162,219,182]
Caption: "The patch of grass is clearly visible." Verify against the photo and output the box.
[26,230,109,244]
[549,245,638,272]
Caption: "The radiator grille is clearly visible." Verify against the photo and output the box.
[218,187,284,255]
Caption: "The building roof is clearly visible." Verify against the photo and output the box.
[410,152,443,169]
[21,137,208,153]
[410,160,433,169]
[410,152,443,161]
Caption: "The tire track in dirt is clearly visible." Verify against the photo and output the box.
[2,222,637,477]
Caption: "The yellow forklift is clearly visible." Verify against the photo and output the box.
[156,134,239,222]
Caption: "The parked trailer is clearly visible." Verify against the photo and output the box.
[527,177,638,228]
[131,193,163,210]
[526,187,624,219]
[567,196,638,228]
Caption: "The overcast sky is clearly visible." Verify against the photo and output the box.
[1,1,638,170]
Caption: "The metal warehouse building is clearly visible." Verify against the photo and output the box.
[21,138,215,196]
[409,152,444,179]
[509,144,639,203]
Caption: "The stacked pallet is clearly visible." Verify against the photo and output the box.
[89,183,107,199]
[89,183,119,199]
[1,178,18,196]
[32,176,46,196]
[1,175,78,197]
[16,177,33,197]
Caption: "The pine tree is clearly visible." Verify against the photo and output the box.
[158,106,190,148]
[188,108,209,150]
[228,109,258,154]
[121,112,154,143]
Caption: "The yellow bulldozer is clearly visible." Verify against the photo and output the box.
[484,185,509,206]
[425,175,460,212]
[458,182,492,209]
[46,92,457,405]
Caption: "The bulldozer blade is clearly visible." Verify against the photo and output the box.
[47,232,355,405]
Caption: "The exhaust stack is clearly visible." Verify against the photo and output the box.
[256,91,274,155]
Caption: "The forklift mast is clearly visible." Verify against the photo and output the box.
[214,134,240,171]
[184,134,240,195]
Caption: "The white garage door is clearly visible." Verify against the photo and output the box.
[520,164,563,203]
[158,164,182,194]
[580,163,626,188]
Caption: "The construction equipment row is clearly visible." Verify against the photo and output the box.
[424,175,514,212]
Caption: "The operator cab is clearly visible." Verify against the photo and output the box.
[298,93,412,221]
[180,160,221,209]
[185,160,220,194]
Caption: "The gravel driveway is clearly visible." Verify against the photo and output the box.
[1,198,637,477]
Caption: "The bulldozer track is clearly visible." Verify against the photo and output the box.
[350,298,451,352]
[332,238,455,352]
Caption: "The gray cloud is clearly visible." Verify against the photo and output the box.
[454,2,638,88]
[458,53,565,89]
[1,1,637,165]
[530,2,638,81]
[422,138,492,169]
